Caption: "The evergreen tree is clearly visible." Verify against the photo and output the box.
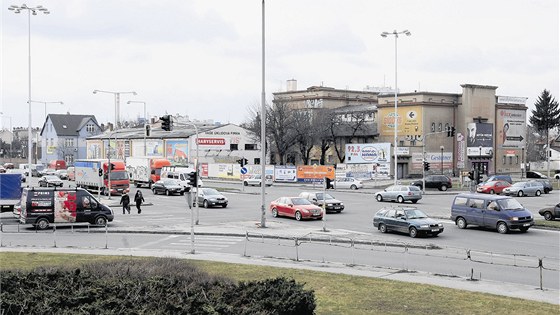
[529,89,560,156]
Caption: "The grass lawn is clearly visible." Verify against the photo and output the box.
[1,252,557,314]
[534,219,560,229]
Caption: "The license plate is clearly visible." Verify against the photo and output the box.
[431,229,439,232]
[334,206,340,209]
[523,223,530,227]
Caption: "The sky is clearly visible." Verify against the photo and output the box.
[1,0,559,129]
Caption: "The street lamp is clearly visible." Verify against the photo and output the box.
[126,101,147,156]
[30,100,63,121]
[381,29,411,185]
[440,145,444,175]
[93,90,137,130]
[479,146,482,175]
[8,4,50,183]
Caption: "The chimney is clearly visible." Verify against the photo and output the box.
[287,79,297,92]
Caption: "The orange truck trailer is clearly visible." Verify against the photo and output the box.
[74,159,130,195]
[125,157,171,188]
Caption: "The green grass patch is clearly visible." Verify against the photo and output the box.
[534,219,560,229]
[1,252,557,314]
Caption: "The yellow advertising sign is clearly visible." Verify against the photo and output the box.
[379,106,423,136]
[296,165,335,182]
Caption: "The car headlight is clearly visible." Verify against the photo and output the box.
[327,203,333,206]
[510,217,519,221]
[420,224,429,228]
[340,202,344,206]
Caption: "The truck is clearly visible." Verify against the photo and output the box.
[74,159,130,195]
[161,165,203,192]
[0,173,23,212]
[126,157,171,188]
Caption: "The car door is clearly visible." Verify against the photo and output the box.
[467,198,485,226]
[554,203,560,217]
[393,209,409,232]
[383,209,397,230]
[482,200,500,228]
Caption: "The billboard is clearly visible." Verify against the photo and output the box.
[379,106,423,136]
[497,109,526,149]
[345,143,391,164]
[296,165,335,182]
[466,123,493,157]
[165,139,189,165]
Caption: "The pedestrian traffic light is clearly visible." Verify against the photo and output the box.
[324,177,334,189]
[187,171,197,187]
[447,126,456,137]
[477,172,483,184]
[145,124,151,137]
[98,168,103,177]
[468,171,474,180]
[423,162,431,171]
[243,158,248,166]
[160,115,173,131]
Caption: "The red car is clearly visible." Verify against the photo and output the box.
[476,180,511,194]
[269,197,323,221]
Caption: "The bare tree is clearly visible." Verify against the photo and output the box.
[292,110,314,165]
[330,111,371,162]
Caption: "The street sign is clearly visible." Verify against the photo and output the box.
[240,167,248,174]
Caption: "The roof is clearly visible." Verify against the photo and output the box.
[86,123,242,140]
[42,114,99,136]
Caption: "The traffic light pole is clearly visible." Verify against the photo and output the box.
[422,129,453,193]
[322,177,327,232]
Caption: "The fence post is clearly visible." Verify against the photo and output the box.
[351,238,355,265]
[538,258,543,290]
[105,222,108,249]
[243,231,248,257]
[53,224,57,248]
[295,237,299,262]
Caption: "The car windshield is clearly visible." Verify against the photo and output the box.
[511,182,524,187]
[404,209,428,219]
[162,179,179,185]
[497,198,524,210]
[110,171,129,181]
[202,188,219,195]
[316,193,335,200]
[291,198,312,205]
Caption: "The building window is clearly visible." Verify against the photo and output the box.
[431,123,435,132]
[86,124,95,133]
[65,138,74,147]
[230,144,238,151]
[509,156,513,165]
[502,156,506,165]
[438,123,442,131]
[245,144,257,150]
[516,155,519,164]
[65,154,74,165]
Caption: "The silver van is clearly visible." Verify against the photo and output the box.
[450,193,533,234]
[164,170,203,192]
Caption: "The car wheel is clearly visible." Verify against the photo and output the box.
[94,216,107,226]
[397,196,405,203]
[180,192,184,196]
[517,190,523,197]
[165,190,170,196]
[350,185,357,190]
[456,217,467,229]
[272,208,278,217]
[376,194,383,202]
[379,223,387,233]
[152,188,157,195]
[519,227,529,232]
[244,181,248,186]
[411,200,418,204]
[497,222,509,234]
[544,212,553,221]
[36,218,49,230]
[409,227,418,238]
[203,200,209,208]
[222,204,227,208]
[295,211,302,221]
[490,189,495,194]
[440,185,448,191]
[535,190,541,197]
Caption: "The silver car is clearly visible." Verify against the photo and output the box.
[375,185,422,204]
[335,177,363,190]
[243,174,273,187]
[502,181,543,197]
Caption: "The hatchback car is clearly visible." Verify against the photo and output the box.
[335,177,363,190]
[299,192,344,213]
[375,185,422,203]
[195,188,228,208]
[476,180,511,194]
[502,181,543,197]
[152,179,184,196]
[538,203,560,221]
[38,175,63,187]
[269,197,323,221]
[243,174,273,187]
[372,207,443,238]
[411,175,452,191]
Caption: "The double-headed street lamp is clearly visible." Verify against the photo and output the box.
[8,4,50,183]
[30,100,64,121]
[93,90,137,130]
[381,29,411,185]
[126,101,147,156]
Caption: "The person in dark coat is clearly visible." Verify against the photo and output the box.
[134,190,145,214]
[120,193,131,214]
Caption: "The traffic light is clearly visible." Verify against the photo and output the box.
[98,168,103,177]
[325,177,334,189]
[160,115,173,131]
[237,158,244,167]
[423,161,431,171]
[477,171,483,184]
[243,158,248,166]
[447,126,456,137]
[145,124,151,137]
[468,171,475,180]
[187,171,197,187]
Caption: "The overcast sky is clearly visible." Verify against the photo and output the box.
[2,0,558,129]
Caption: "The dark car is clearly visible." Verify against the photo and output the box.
[152,179,184,196]
[526,171,547,179]
[411,175,452,191]
[38,175,63,187]
[299,191,344,213]
[530,179,553,194]
[538,203,560,221]
[195,188,228,208]
[372,206,443,238]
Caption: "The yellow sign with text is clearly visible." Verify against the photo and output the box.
[379,106,423,136]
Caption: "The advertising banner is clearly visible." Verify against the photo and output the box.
[379,106,423,136]
[87,140,103,159]
[412,152,453,170]
[497,109,526,149]
[197,137,230,150]
[274,166,297,182]
[132,140,163,157]
[466,122,493,157]
[345,143,391,164]
[165,139,189,165]
[296,165,335,182]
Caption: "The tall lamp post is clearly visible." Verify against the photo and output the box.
[93,90,137,130]
[381,29,411,185]
[440,145,444,175]
[260,0,267,228]
[126,101,147,156]
[30,100,64,121]
[8,4,50,183]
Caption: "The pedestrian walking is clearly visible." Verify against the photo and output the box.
[120,193,131,214]
[134,190,145,214]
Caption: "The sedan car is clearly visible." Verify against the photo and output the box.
[411,175,452,191]
[375,185,422,204]
[38,175,63,187]
[476,180,511,194]
[298,191,344,213]
[55,169,68,180]
[373,207,443,238]
[152,179,184,196]
[502,181,543,197]
[269,197,323,221]
[335,177,363,190]
[538,203,560,221]
[243,174,273,187]
[195,188,228,208]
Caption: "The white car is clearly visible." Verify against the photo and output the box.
[335,177,363,190]
[243,174,273,186]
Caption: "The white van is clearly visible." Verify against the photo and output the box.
[161,166,203,192]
